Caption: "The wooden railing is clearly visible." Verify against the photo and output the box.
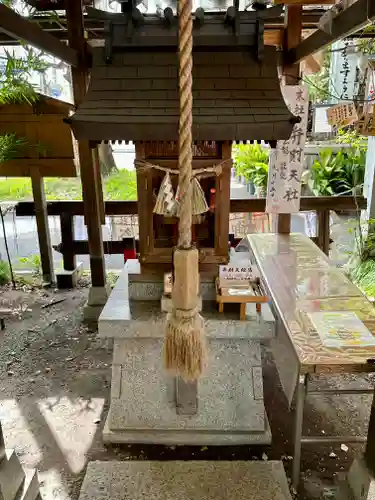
[16,196,366,272]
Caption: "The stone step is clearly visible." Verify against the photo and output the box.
[106,339,267,444]
[99,300,275,341]
[0,450,25,500]
[79,461,292,500]
[103,414,271,445]
[16,469,40,500]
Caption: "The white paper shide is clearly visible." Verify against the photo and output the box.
[266,86,309,214]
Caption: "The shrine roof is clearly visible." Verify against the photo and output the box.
[68,45,297,142]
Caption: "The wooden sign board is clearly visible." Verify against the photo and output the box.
[327,102,358,128]
[219,263,260,281]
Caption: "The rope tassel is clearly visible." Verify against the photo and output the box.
[164,0,207,380]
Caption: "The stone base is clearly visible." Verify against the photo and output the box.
[103,412,272,445]
[347,458,375,500]
[105,338,269,445]
[83,285,112,322]
[56,262,83,289]
[78,461,292,500]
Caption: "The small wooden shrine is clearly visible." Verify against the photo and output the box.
[68,6,298,274]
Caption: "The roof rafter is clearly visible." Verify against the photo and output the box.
[0,3,78,67]
[285,0,375,65]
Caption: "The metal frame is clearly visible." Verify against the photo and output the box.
[292,373,373,490]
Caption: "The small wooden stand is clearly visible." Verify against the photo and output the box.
[216,278,269,320]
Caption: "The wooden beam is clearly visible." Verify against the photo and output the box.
[305,54,321,73]
[31,173,55,284]
[0,4,78,67]
[265,29,283,46]
[286,0,375,64]
[0,159,77,178]
[15,196,366,218]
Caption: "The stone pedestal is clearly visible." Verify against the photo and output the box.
[83,284,112,322]
[56,261,83,289]
[99,262,275,445]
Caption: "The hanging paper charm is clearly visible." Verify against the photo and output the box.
[153,173,176,216]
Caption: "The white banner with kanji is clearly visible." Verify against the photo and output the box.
[266,86,309,214]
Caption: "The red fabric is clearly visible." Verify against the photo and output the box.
[123,249,136,262]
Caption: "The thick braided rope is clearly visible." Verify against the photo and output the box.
[177,0,193,249]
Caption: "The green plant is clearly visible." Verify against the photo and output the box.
[334,147,366,196]
[0,47,48,105]
[335,129,368,150]
[18,254,41,276]
[304,147,365,196]
[304,49,332,103]
[304,149,345,196]
[346,218,375,297]
[0,133,27,163]
[233,143,269,187]
[0,260,10,286]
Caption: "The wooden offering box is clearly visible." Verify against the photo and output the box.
[216,277,269,320]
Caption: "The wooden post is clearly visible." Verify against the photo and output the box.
[60,212,76,271]
[278,5,302,235]
[135,142,153,265]
[65,0,106,289]
[215,141,231,259]
[31,172,55,284]
[317,209,330,255]
[176,377,198,415]
[92,147,105,225]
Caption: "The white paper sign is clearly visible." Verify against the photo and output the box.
[266,86,309,214]
[219,263,260,280]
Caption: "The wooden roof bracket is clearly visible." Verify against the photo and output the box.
[285,0,375,64]
[250,5,283,61]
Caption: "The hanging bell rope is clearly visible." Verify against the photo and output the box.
[163,0,207,381]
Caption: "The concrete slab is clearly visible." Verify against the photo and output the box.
[78,461,292,500]
[108,339,264,433]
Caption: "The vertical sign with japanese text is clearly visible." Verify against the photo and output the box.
[266,86,309,214]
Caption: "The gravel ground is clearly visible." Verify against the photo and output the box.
[0,283,373,500]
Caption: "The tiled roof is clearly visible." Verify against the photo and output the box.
[69,45,296,142]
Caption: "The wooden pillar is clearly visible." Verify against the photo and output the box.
[65,0,106,288]
[92,147,105,224]
[278,5,302,235]
[135,142,153,265]
[215,141,231,259]
[60,212,76,271]
[31,173,55,284]
[317,209,330,255]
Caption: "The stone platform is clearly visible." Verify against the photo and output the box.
[99,262,275,445]
[78,461,292,500]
